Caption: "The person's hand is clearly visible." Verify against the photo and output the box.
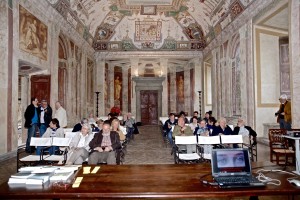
[104,146,112,152]
[281,112,285,115]
[94,147,103,152]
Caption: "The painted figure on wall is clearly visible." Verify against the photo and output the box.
[19,5,47,60]
[114,76,122,100]
[178,75,184,103]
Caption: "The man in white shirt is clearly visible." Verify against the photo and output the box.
[54,101,67,128]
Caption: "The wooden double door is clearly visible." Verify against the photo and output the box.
[140,90,158,125]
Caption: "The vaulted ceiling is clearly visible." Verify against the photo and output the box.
[47,0,255,51]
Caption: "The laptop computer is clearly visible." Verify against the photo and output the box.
[211,148,265,188]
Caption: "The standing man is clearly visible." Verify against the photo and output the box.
[275,94,292,130]
[24,97,40,153]
[39,99,52,137]
[54,101,67,128]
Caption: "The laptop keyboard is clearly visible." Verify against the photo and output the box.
[215,176,258,185]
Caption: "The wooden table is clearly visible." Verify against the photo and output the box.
[0,162,300,199]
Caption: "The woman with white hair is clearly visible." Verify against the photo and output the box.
[211,117,233,136]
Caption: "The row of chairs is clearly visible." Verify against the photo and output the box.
[173,135,256,164]
[268,129,299,165]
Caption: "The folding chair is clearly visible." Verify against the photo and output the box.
[174,136,201,164]
[18,137,52,170]
[43,137,72,164]
[220,135,244,148]
[197,136,221,161]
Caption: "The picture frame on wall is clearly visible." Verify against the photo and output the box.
[141,5,157,15]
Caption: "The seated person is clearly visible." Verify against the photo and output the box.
[65,123,93,165]
[189,116,199,134]
[111,118,126,142]
[212,117,233,136]
[96,119,104,132]
[173,117,194,153]
[163,113,178,145]
[36,118,64,155]
[189,111,201,123]
[233,118,257,146]
[179,111,189,124]
[88,120,121,165]
[88,113,97,123]
[72,118,88,132]
[124,112,135,140]
[207,116,217,131]
[196,120,209,136]
[91,124,100,132]
[203,111,211,124]
[173,117,193,138]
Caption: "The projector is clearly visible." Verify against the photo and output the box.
[287,131,300,137]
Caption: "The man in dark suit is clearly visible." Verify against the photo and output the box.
[24,97,41,153]
[88,120,121,165]
[39,99,52,137]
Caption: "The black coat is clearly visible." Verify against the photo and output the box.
[89,131,121,153]
[24,104,41,128]
[40,105,52,126]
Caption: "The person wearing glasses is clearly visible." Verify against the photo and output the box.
[39,99,52,137]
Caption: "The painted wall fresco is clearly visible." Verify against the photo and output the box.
[114,66,123,111]
[176,71,185,112]
[47,0,255,51]
[19,5,48,60]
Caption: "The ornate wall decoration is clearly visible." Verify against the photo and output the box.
[141,5,157,15]
[19,5,48,60]
[114,66,123,110]
[135,19,162,41]
[176,71,185,111]
[230,0,244,20]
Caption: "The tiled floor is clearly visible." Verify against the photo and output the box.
[0,125,298,200]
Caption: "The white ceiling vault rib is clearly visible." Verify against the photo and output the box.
[126,0,173,5]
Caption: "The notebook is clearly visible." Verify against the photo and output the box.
[211,148,265,188]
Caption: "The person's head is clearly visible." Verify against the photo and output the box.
[81,123,90,136]
[219,117,227,128]
[107,113,113,119]
[111,118,120,131]
[179,111,186,117]
[192,116,198,124]
[96,119,104,130]
[102,120,111,134]
[216,151,245,168]
[41,99,48,108]
[178,117,185,127]
[50,118,60,129]
[237,118,245,127]
[89,113,94,118]
[31,97,38,106]
[55,101,61,110]
[199,120,206,128]
[193,111,198,117]
[279,94,288,104]
[81,118,88,124]
[208,117,217,125]
[169,113,175,121]
[127,112,132,118]
[205,112,210,118]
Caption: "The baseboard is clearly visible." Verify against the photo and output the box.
[0,150,17,162]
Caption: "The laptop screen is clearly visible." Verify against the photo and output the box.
[211,148,251,177]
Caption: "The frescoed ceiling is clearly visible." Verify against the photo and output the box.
[47,0,255,51]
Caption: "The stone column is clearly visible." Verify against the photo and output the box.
[211,49,219,118]
[49,23,60,110]
[80,51,87,117]
[193,58,202,116]
[21,77,29,144]
[160,58,168,116]
[122,65,129,114]
[169,66,176,113]
[290,0,300,128]
[239,21,255,126]
[130,58,139,117]
[95,56,106,116]
[184,65,191,115]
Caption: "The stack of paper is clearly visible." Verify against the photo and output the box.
[26,172,53,185]
[50,170,74,181]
